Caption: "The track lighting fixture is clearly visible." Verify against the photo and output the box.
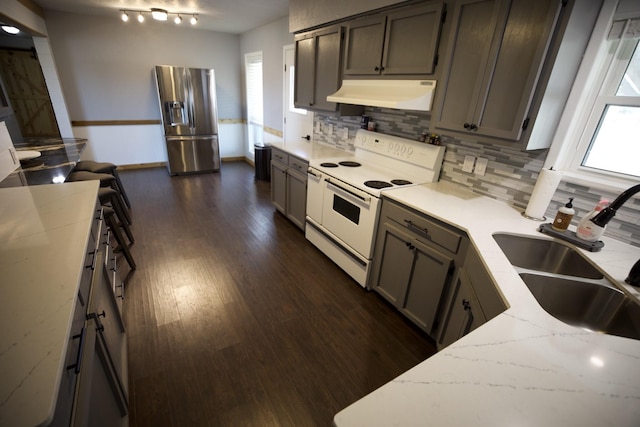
[119,9,199,26]
[151,8,168,21]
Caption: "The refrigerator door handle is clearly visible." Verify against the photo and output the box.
[186,71,196,133]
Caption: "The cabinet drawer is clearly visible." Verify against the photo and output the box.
[383,200,465,255]
[271,148,288,165]
[288,156,308,174]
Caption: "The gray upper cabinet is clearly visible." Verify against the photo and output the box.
[432,0,562,141]
[294,25,343,112]
[289,0,406,33]
[343,2,445,77]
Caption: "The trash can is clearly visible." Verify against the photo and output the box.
[254,143,272,181]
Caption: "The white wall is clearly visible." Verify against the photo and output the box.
[240,17,294,156]
[43,10,246,165]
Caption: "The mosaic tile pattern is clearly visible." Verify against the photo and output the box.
[313,107,640,248]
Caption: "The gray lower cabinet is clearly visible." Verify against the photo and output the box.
[432,0,562,141]
[437,267,486,349]
[343,2,444,77]
[286,167,307,229]
[374,222,454,334]
[50,205,128,426]
[370,199,468,338]
[271,147,308,230]
[438,245,508,349]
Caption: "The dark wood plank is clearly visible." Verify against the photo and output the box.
[119,162,436,426]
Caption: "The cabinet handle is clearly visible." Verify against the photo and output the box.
[463,123,478,131]
[404,219,429,236]
[116,283,125,300]
[462,299,475,336]
[67,326,86,374]
[301,135,310,141]
[405,242,415,250]
[92,313,106,332]
[374,66,379,71]
[85,250,97,271]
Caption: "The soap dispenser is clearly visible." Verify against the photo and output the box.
[576,199,609,242]
[551,197,575,231]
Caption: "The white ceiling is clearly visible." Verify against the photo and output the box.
[32,0,290,34]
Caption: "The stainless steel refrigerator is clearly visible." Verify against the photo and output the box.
[154,65,221,175]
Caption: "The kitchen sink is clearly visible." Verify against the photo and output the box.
[493,232,640,340]
[519,273,640,340]
[493,233,603,279]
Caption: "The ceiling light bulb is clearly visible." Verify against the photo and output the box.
[137,12,145,23]
[190,15,198,25]
[151,8,168,21]
[1,25,20,35]
[121,11,129,22]
[175,15,182,24]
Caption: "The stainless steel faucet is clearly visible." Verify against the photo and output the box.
[590,183,640,287]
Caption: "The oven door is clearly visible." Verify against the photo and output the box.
[321,177,380,258]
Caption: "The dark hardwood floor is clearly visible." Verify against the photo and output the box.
[118,162,437,427]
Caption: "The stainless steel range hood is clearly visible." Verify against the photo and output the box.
[326,80,437,111]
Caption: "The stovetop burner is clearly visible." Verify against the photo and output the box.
[339,161,361,167]
[364,180,393,189]
[390,179,412,186]
[320,162,339,168]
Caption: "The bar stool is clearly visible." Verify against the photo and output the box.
[74,160,131,208]
[99,188,134,245]
[103,206,136,270]
[68,171,131,224]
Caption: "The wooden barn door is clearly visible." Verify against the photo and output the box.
[0,48,60,137]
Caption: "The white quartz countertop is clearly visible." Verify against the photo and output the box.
[0,181,99,427]
[334,181,640,427]
[268,139,352,162]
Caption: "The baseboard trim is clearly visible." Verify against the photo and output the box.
[116,158,253,170]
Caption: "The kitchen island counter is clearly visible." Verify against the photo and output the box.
[0,137,87,188]
[0,181,99,426]
[335,181,640,427]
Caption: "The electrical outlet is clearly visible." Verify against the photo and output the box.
[462,155,475,173]
[315,121,321,133]
[475,157,488,176]
[327,124,334,135]
[340,128,348,139]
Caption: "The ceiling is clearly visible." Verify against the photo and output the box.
[31,0,290,34]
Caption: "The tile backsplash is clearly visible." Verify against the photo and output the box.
[313,107,640,248]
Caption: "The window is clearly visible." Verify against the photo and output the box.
[245,51,263,156]
[579,37,640,178]
[549,2,640,190]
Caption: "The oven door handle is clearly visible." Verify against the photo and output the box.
[325,178,371,203]
[308,168,320,178]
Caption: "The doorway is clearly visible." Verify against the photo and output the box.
[284,45,313,143]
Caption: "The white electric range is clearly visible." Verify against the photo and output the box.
[305,129,446,288]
